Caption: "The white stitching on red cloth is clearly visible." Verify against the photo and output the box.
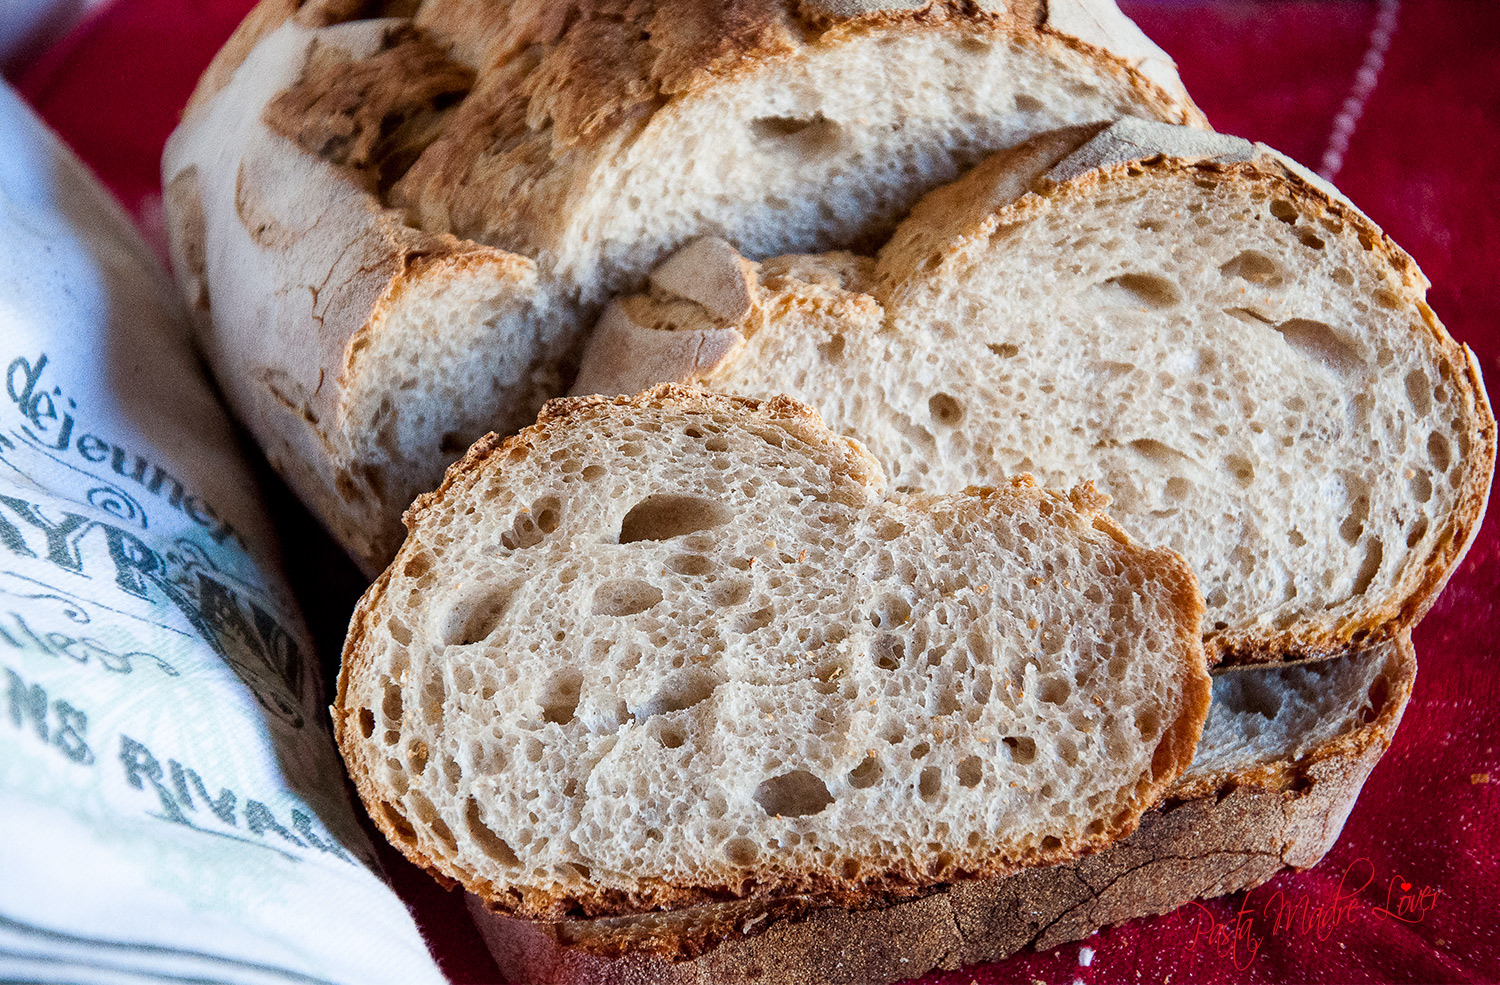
[1319,0,1401,180]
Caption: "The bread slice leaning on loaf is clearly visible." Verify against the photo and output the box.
[334,385,1210,922]
[467,635,1416,985]
[574,119,1497,666]
[162,0,1206,573]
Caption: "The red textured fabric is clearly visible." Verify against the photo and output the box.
[11,2,1497,982]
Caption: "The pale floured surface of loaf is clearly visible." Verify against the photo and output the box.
[576,121,1497,664]
[163,0,1206,572]
[465,637,1415,983]
[335,385,1209,920]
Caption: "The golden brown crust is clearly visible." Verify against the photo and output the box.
[464,637,1413,979]
[343,382,1209,921]
[262,24,473,190]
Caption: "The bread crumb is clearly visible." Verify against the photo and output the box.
[1079,946,1095,966]
[1472,772,1490,785]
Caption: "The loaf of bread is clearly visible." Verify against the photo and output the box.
[574,120,1497,665]
[334,385,1211,923]
[467,635,1415,984]
[162,0,1206,572]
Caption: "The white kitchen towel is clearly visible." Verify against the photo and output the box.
[0,83,448,985]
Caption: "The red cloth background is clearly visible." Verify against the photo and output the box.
[9,2,1497,982]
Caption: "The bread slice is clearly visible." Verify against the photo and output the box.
[574,120,1497,665]
[334,384,1210,922]
[162,0,1207,573]
[467,635,1415,984]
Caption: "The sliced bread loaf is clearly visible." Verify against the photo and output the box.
[334,385,1210,920]
[468,635,1415,984]
[162,0,1205,572]
[574,120,1497,664]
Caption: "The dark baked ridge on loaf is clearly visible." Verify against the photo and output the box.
[335,385,1209,920]
[163,0,1206,572]
[467,636,1415,984]
[574,121,1497,665]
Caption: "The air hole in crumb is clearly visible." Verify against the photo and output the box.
[407,740,428,773]
[1129,438,1191,467]
[1014,93,1044,112]
[1407,516,1429,548]
[1219,249,1282,285]
[1404,369,1433,416]
[736,606,774,633]
[872,634,905,670]
[1427,432,1452,472]
[540,668,583,724]
[1352,539,1384,597]
[592,579,663,617]
[381,680,403,725]
[658,726,686,749]
[1272,319,1361,375]
[750,113,843,158]
[988,342,1021,359]
[581,465,606,481]
[620,494,732,543]
[403,553,432,579]
[638,667,720,718]
[358,707,375,738]
[443,585,518,646]
[1362,676,1389,724]
[1099,272,1181,309]
[465,798,520,866]
[919,767,942,801]
[724,837,759,865]
[819,333,846,360]
[1269,199,1299,223]
[910,742,931,760]
[380,801,415,841]
[710,579,752,607]
[1340,495,1369,544]
[754,771,833,817]
[1003,736,1036,764]
[667,553,715,576]
[1037,676,1070,704]
[958,755,983,788]
[849,755,883,789]
[534,497,561,533]
[871,594,911,628]
[1136,708,1161,740]
[1226,454,1255,487]
[929,393,964,427]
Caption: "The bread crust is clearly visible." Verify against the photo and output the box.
[165,0,1207,574]
[463,636,1414,982]
[581,125,1498,668]
[336,383,1210,921]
